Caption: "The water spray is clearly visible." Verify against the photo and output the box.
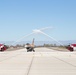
[12,26,64,46]
[12,32,35,45]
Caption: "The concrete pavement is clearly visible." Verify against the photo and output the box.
[0,47,76,75]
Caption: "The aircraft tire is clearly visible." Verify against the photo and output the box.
[0,48,4,51]
[33,50,35,52]
[70,48,73,52]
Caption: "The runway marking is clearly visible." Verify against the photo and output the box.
[26,53,34,75]
[0,55,18,62]
[53,56,76,67]
[0,52,22,62]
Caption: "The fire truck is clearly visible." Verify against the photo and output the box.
[0,44,8,51]
[67,44,76,51]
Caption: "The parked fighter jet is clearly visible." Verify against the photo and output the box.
[25,38,35,52]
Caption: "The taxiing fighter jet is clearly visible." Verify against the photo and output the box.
[25,38,35,52]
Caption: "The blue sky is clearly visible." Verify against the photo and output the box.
[0,0,76,42]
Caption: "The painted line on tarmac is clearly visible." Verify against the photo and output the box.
[0,53,22,62]
[26,53,34,75]
[53,56,76,67]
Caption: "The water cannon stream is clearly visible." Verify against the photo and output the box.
[12,27,64,46]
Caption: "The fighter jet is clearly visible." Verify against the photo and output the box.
[25,38,35,52]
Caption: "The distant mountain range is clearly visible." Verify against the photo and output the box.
[0,40,76,46]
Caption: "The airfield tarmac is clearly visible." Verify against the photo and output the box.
[0,47,76,75]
